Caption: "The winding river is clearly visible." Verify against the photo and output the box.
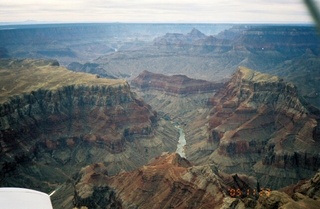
[175,126,186,158]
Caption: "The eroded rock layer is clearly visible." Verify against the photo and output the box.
[131,70,222,95]
[68,153,259,209]
[51,153,320,209]
[0,59,179,192]
[53,153,320,209]
[187,66,320,189]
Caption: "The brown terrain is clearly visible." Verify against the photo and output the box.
[1,59,319,208]
[56,153,255,208]
[1,24,320,209]
[131,70,222,95]
[131,67,320,191]
[0,59,179,193]
[131,70,222,123]
[51,153,320,209]
[186,66,320,189]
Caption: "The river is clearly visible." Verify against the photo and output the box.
[175,125,186,158]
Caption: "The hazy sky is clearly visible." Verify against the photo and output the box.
[0,0,319,24]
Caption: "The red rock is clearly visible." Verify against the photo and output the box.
[72,153,258,209]
[189,66,320,189]
[131,70,223,95]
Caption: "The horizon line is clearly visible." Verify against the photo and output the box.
[0,20,315,26]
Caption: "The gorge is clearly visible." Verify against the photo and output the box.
[1,23,320,209]
[128,64,320,191]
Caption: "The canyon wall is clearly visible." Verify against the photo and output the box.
[0,59,179,192]
[187,67,320,189]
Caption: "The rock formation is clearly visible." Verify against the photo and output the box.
[0,59,179,193]
[226,171,320,209]
[131,71,222,123]
[131,70,222,95]
[187,66,320,189]
[55,153,259,209]
[53,153,320,209]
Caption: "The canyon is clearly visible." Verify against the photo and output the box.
[131,70,220,123]
[95,26,320,109]
[1,23,320,209]
[129,65,320,190]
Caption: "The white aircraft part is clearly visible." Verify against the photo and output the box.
[0,187,53,209]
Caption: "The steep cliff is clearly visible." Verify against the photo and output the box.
[187,67,320,189]
[0,59,179,192]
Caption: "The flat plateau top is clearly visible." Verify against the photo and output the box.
[238,66,279,83]
[0,59,125,103]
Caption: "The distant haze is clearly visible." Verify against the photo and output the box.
[0,0,319,24]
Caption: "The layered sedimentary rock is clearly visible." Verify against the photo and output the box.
[0,59,179,192]
[231,25,320,53]
[131,70,222,95]
[54,153,320,209]
[270,53,320,109]
[187,66,320,189]
[67,153,259,209]
[131,71,222,122]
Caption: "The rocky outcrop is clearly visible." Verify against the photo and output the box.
[225,171,320,209]
[131,70,222,95]
[68,153,260,209]
[54,154,320,209]
[187,66,320,189]
[0,59,179,192]
[282,171,320,200]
